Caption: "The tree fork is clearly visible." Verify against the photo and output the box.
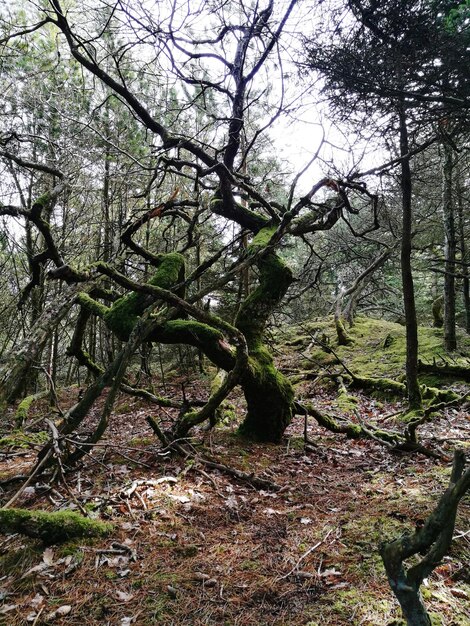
[380,450,470,626]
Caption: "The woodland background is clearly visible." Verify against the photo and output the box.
[0,1,469,625]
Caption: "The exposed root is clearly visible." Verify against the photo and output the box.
[295,401,445,460]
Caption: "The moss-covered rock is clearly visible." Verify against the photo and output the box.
[0,508,113,544]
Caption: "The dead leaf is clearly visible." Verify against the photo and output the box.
[30,593,45,608]
[45,605,72,620]
[450,587,469,600]
[115,590,134,602]
[42,548,54,566]
[20,562,49,580]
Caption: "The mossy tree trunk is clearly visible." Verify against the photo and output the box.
[72,230,295,443]
[149,228,295,442]
[234,227,295,442]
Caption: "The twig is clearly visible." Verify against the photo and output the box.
[1,450,52,509]
[275,527,335,581]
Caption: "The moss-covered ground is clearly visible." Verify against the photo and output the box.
[280,315,470,384]
[0,316,469,625]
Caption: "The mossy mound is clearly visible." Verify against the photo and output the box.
[282,316,470,383]
[0,508,113,545]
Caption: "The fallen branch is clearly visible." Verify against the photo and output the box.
[296,402,445,459]
[200,459,281,492]
[405,390,470,442]
[275,527,335,581]
[418,359,470,382]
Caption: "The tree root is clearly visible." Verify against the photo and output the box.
[295,401,445,460]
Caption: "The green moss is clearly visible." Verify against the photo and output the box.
[33,191,51,209]
[16,395,37,427]
[77,292,110,318]
[250,224,278,250]
[332,588,393,623]
[102,253,186,341]
[0,508,113,544]
[0,430,49,449]
[399,409,424,424]
[335,316,354,346]
[297,316,470,384]
[336,391,359,412]
[152,320,234,371]
[238,345,294,442]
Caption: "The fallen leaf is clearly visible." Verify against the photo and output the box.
[450,587,469,600]
[115,591,134,602]
[44,605,72,620]
[42,548,54,566]
[168,494,191,504]
[320,568,342,577]
[30,593,45,608]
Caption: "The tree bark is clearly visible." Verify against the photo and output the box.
[399,106,422,409]
[456,169,470,334]
[0,284,86,408]
[380,450,470,626]
[442,141,457,350]
[235,226,294,442]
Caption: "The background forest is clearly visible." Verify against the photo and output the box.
[0,1,469,625]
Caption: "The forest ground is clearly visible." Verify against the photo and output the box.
[0,318,469,626]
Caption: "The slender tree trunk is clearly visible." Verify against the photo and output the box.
[442,142,457,350]
[456,170,470,334]
[399,106,421,409]
[0,284,87,408]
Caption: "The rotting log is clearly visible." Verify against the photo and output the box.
[380,450,470,626]
[0,508,112,545]
[418,359,470,382]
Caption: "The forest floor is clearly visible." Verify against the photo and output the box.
[0,318,469,626]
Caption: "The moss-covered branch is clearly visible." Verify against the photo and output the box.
[173,335,248,438]
[15,390,49,428]
[0,508,112,544]
[297,402,444,459]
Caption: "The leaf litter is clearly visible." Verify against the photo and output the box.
[0,375,468,625]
